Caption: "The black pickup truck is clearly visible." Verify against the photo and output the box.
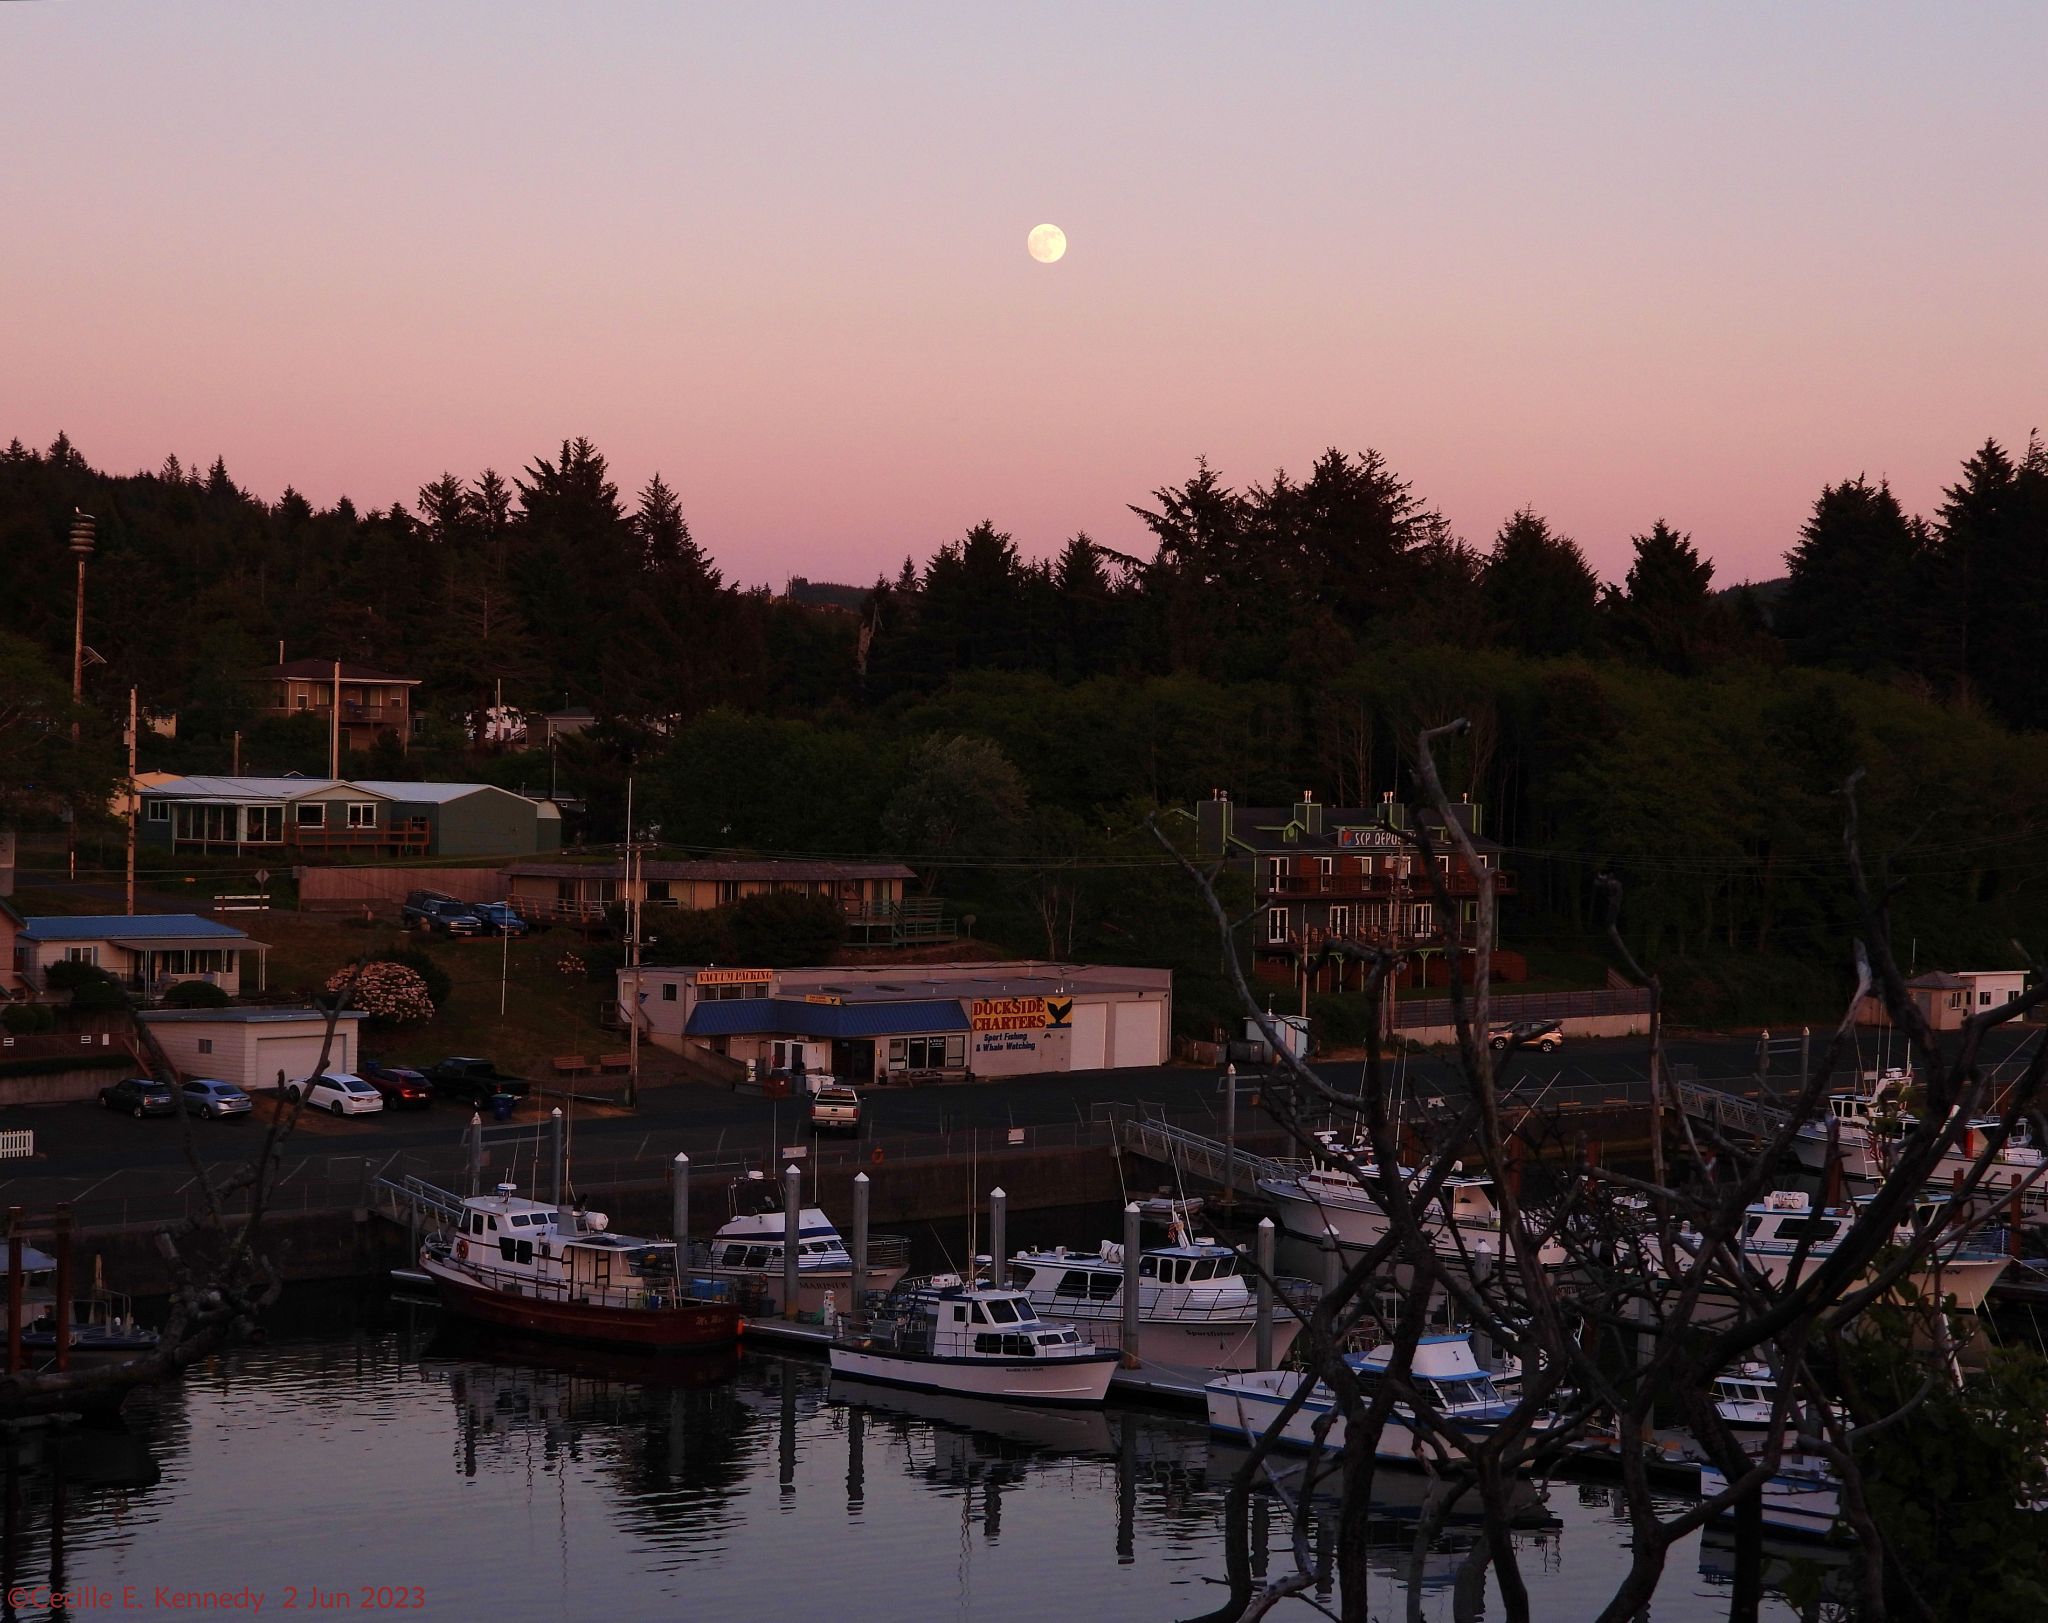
[423,1056,533,1105]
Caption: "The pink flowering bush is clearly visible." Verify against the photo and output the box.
[326,961,436,1024]
[556,952,586,979]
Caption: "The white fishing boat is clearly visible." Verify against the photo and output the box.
[1256,1134,1565,1273]
[1715,1189,2010,1310]
[1005,1231,1313,1371]
[1793,1072,2048,1223]
[1204,1333,1525,1463]
[828,1273,1121,1406]
[1697,1453,1841,1541]
[692,1172,908,1314]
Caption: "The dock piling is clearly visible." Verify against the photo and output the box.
[987,1187,1006,1286]
[551,1108,565,1209]
[1121,1202,1142,1361]
[5,1207,21,1375]
[1223,1063,1238,1210]
[852,1172,871,1311]
[1254,1217,1275,1370]
[53,1203,73,1374]
[672,1152,690,1256]
[783,1163,802,1319]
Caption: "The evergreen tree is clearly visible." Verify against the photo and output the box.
[1777,477,1925,672]
[1608,520,1719,673]
[1481,510,1601,657]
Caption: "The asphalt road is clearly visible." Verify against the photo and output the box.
[12,1026,2041,1186]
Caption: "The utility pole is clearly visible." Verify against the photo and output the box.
[67,512,95,881]
[626,775,641,1109]
[124,686,138,915]
[329,658,341,778]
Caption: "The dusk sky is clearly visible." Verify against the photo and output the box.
[5,2,2043,588]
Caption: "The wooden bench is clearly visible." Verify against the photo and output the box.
[552,1055,595,1078]
[597,1052,633,1074]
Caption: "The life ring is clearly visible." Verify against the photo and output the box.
[456,1239,469,1260]
[870,1146,884,1165]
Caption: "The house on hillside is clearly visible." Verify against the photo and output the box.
[255,658,420,752]
[140,776,561,859]
[1858,968,2030,1031]
[505,858,918,931]
[10,913,266,1002]
[1195,790,1516,993]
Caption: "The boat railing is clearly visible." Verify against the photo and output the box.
[1034,1276,1321,1325]
[428,1241,728,1315]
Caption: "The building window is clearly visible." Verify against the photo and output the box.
[1327,905,1352,939]
[294,694,308,710]
[145,800,169,823]
[1265,857,1286,890]
[296,803,326,828]
[1410,904,1433,934]
[717,881,742,904]
[1981,991,1992,1006]
[244,805,284,843]
[346,802,377,828]
[64,946,99,966]
[198,1038,214,1055]
[1267,906,1290,946]
[888,1035,966,1070]
[661,983,677,1002]
[1317,856,1334,881]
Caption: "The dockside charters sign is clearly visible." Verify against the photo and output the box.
[971,996,1049,1033]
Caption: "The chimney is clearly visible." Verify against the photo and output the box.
[1293,790,1322,836]
[1197,792,1233,858]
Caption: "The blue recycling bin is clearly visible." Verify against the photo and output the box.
[489,1092,516,1121]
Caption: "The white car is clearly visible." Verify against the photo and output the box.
[286,1071,386,1117]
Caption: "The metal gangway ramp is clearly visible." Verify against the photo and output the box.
[1670,1077,1794,1145]
[373,1173,467,1229]
[1113,1113,1297,1199]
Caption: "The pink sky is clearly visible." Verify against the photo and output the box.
[4,3,2043,589]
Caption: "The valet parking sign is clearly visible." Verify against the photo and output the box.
[969,994,1073,1056]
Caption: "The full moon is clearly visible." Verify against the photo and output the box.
[1027,223,1067,264]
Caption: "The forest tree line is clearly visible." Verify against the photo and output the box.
[4,429,2048,1024]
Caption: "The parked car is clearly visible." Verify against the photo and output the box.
[423,1056,532,1106]
[360,1057,434,1109]
[98,1077,177,1118]
[181,1079,254,1119]
[285,1072,386,1117]
[809,1085,862,1134]
[400,889,483,936]
[470,902,528,937]
[1488,1019,1563,1053]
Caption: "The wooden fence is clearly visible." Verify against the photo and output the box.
[296,864,509,911]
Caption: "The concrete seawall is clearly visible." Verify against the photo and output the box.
[72,1106,1656,1296]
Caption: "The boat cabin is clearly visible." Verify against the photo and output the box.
[1341,1334,1515,1421]
[877,1275,1091,1360]
[448,1185,682,1305]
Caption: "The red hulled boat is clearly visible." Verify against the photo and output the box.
[421,1183,741,1351]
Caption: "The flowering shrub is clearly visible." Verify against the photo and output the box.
[327,961,436,1024]
[556,952,586,979]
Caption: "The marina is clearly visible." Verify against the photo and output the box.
[0,1288,1847,1622]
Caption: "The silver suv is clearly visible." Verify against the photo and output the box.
[401,889,482,936]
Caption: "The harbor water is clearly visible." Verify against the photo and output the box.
[0,1285,1840,1622]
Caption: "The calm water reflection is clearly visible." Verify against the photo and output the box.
[0,1292,1833,1621]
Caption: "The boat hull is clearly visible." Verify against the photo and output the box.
[1024,1305,1302,1372]
[422,1255,741,1351]
[1205,1372,1497,1465]
[827,1344,1120,1406]
[1698,1462,1840,1540]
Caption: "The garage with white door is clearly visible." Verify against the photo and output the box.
[1067,1000,1109,1070]
[140,1009,365,1090]
[1111,999,1164,1069]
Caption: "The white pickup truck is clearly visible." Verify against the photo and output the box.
[808,1085,862,1133]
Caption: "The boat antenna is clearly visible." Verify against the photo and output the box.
[967,1132,979,1282]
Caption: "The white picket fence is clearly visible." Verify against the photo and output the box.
[0,1130,34,1160]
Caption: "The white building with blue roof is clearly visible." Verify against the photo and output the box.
[9,913,267,1003]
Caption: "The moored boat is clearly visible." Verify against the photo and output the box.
[1713,1189,2010,1310]
[1205,1333,1527,1464]
[421,1183,741,1351]
[1697,1453,1841,1541]
[828,1273,1121,1406]
[1005,1232,1313,1371]
[692,1172,908,1314]
[9,1244,160,1369]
